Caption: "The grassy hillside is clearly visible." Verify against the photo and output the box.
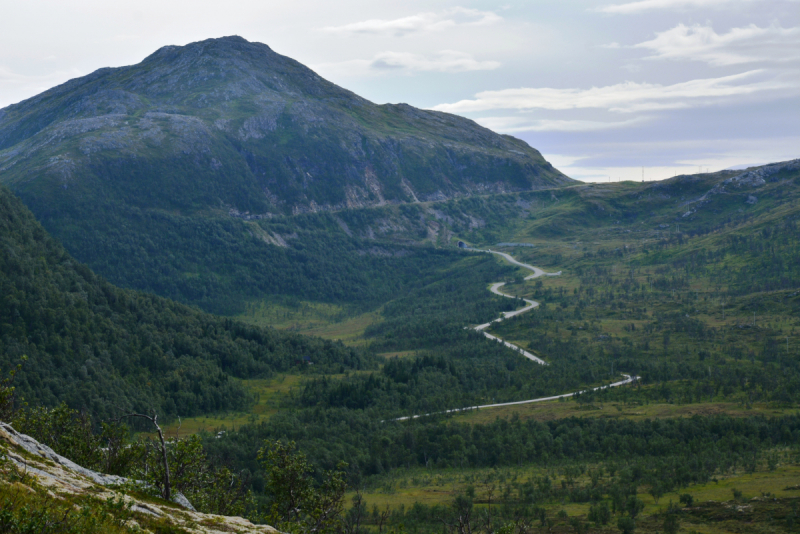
[36,203,463,315]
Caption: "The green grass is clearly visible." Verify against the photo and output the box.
[159,371,378,435]
[449,396,800,425]
[348,456,800,534]
[159,374,305,435]
[236,299,382,345]
[351,458,800,507]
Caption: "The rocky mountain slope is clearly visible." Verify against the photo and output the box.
[0,35,570,219]
[0,422,277,533]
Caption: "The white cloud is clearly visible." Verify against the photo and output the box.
[635,23,800,66]
[370,51,500,72]
[476,116,649,133]
[322,7,501,37]
[315,50,500,75]
[432,71,790,114]
[597,0,752,14]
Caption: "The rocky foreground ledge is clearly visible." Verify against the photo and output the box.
[0,422,278,533]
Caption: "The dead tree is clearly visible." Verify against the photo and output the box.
[119,410,171,501]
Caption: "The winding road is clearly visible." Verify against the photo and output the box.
[471,249,562,365]
[389,247,638,422]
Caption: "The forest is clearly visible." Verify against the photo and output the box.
[0,186,378,419]
[1,162,799,533]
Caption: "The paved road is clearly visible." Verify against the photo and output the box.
[470,249,561,365]
[393,374,638,421]
[386,248,638,423]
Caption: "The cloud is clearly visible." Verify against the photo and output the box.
[432,71,790,114]
[322,8,501,37]
[369,51,500,72]
[475,116,649,133]
[597,0,752,14]
[315,50,500,75]
[634,23,800,66]
[620,63,643,72]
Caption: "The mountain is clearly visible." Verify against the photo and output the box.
[0,36,570,215]
[0,185,372,419]
[0,36,571,314]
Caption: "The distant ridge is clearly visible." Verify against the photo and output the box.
[724,163,768,171]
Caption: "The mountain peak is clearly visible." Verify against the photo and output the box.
[215,35,249,43]
[144,35,271,61]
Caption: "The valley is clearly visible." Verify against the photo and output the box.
[3,159,799,533]
[0,34,798,534]
[182,162,800,533]
[69,160,795,534]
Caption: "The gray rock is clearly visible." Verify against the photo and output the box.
[0,422,127,487]
[172,491,197,512]
[0,422,197,512]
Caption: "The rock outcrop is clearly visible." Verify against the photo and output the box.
[0,422,278,533]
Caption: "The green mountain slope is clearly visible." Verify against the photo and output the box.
[0,36,571,313]
[0,185,372,419]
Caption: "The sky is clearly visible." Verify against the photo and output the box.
[1,0,798,182]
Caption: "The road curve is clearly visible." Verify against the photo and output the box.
[383,248,638,423]
[470,249,561,365]
[392,374,638,422]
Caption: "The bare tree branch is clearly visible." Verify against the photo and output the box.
[116,411,171,501]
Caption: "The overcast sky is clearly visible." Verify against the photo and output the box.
[1,0,798,181]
